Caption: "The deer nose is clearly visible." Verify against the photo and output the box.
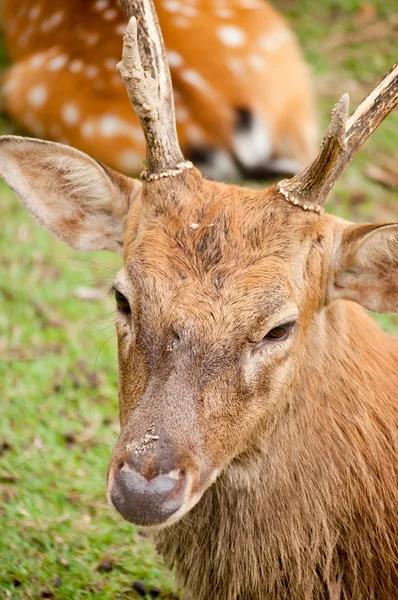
[110,464,188,526]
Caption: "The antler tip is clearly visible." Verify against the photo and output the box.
[125,14,137,37]
[333,93,349,120]
[327,92,349,142]
[340,92,350,114]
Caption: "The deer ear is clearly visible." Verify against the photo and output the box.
[329,222,398,313]
[0,136,142,254]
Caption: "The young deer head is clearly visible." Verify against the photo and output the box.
[0,0,397,538]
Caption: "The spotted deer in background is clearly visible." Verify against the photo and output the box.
[2,0,317,180]
[1,0,398,597]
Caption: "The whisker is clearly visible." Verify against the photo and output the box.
[97,311,117,324]
[92,333,117,387]
[47,255,119,272]
[87,322,115,341]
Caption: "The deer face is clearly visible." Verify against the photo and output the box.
[0,0,396,530]
[106,171,331,526]
[0,137,397,527]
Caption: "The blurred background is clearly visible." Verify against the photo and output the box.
[0,1,397,598]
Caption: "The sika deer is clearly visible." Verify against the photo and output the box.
[2,0,316,180]
[0,1,397,598]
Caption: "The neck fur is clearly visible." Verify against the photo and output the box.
[155,302,398,600]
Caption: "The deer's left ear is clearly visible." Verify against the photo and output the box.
[328,223,398,313]
[0,136,142,254]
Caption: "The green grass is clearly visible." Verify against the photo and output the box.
[0,185,177,599]
[0,1,397,598]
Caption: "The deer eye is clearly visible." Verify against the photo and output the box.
[114,290,131,315]
[253,322,295,351]
[265,323,294,341]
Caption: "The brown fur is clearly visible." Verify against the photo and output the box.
[1,141,398,599]
[111,169,398,599]
[156,305,398,600]
[2,0,316,177]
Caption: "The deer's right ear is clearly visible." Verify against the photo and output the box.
[328,222,398,313]
[0,136,142,254]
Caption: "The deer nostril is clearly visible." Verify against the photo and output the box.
[110,465,188,526]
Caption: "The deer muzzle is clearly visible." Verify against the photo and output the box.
[110,464,188,526]
[107,409,209,527]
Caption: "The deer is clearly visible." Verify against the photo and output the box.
[0,0,398,597]
[1,0,317,181]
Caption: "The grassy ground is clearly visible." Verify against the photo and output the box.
[0,202,177,599]
[0,1,397,598]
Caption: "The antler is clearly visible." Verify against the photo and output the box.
[118,0,192,180]
[279,61,398,211]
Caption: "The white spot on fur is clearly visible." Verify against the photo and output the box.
[167,50,183,68]
[176,106,189,122]
[259,29,292,53]
[99,114,130,137]
[181,69,218,100]
[181,69,202,88]
[217,25,245,47]
[186,124,205,144]
[131,128,145,143]
[248,54,267,71]
[111,73,122,87]
[239,0,262,7]
[18,25,34,46]
[103,9,117,20]
[118,150,142,172]
[94,0,109,9]
[86,32,100,46]
[104,58,118,71]
[233,113,271,169]
[85,65,100,78]
[3,78,18,95]
[48,54,68,71]
[69,59,84,74]
[62,103,80,126]
[228,57,244,75]
[41,11,64,32]
[182,4,197,16]
[30,53,46,68]
[164,0,197,14]
[216,7,234,17]
[28,85,47,108]
[173,17,190,28]
[115,23,126,36]
[29,4,41,20]
[81,121,95,138]
[163,0,181,12]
